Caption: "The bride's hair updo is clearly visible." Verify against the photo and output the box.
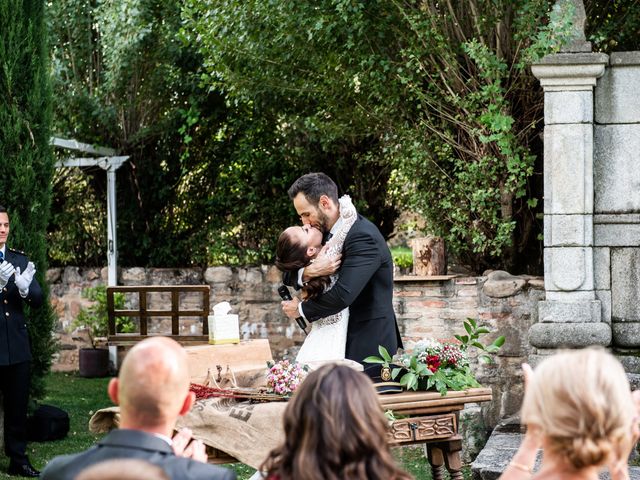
[275,228,329,300]
[521,348,635,471]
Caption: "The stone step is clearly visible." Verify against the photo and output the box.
[472,425,640,480]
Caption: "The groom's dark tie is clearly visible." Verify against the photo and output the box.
[323,232,333,244]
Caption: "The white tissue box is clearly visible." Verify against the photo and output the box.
[208,314,240,345]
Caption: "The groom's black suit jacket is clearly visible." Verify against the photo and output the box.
[287,214,403,371]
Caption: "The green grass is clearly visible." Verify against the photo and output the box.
[0,373,450,479]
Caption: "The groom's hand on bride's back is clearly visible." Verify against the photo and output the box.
[302,254,341,282]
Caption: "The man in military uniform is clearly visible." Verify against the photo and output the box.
[0,205,43,477]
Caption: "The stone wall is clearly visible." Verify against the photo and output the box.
[49,266,543,432]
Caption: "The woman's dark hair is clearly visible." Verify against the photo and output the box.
[275,228,329,300]
[261,364,413,480]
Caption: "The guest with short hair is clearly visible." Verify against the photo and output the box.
[41,337,236,480]
[75,458,170,480]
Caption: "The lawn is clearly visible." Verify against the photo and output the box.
[0,372,465,480]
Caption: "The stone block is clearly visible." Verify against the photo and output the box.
[593,247,610,290]
[543,290,596,301]
[595,289,612,324]
[538,299,601,323]
[616,353,640,374]
[482,271,527,298]
[120,267,147,285]
[459,405,487,464]
[544,90,593,124]
[543,123,593,215]
[46,268,62,284]
[595,224,640,247]
[528,321,611,348]
[265,265,283,284]
[613,322,640,348]
[204,266,233,284]
[544,247,594,291]
[543,214,592,247]
[596,58,640,124]
[62,267,83,285]
[594,125,640,213]
[237,267,263,285]
[611,248,640,321]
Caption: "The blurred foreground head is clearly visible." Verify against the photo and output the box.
[109,336,194,431]
[262,363,412,480]
[522,348,636,471]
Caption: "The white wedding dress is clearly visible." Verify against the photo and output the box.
[295,196,357,367]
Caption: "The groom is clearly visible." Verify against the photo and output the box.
[281,172,402,377]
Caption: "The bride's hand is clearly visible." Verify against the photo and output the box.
[282,298,301,319]
[302,254,341,281]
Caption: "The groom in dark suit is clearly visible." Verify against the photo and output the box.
[282,173,402,376]
[40,337,235,480]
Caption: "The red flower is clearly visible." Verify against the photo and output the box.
[426,355,441,373]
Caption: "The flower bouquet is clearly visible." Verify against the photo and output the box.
[266,359,309,397]
[365,318,505,395]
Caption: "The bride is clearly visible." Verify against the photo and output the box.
[275,195,357,366]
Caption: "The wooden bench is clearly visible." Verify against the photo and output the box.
[106,285,210,346]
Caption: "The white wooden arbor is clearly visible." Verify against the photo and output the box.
[52,137,129,286]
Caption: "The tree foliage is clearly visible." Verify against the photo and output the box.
[47,0,640,272]
[0,0,56,397]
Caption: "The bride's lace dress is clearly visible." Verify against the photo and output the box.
[296,195,356,365]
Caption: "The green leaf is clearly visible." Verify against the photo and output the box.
[363,356,386,364]
[492,336,506,347]
[378,345,392,363]
[391,367,403,379]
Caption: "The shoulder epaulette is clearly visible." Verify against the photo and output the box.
[7,247,26,256]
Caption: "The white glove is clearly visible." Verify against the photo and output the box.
[14,262,36,297]
[0,261,16,289]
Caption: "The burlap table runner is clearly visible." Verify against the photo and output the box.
[89,398,286,469]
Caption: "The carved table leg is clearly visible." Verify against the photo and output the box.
[425,443,448,480]
[432,436,463,480]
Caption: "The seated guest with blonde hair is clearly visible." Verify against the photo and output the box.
[260,363,413,480]
[41,337,235,480]
[501,348,640,480]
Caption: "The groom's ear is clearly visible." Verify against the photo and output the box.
[318,194,332,210]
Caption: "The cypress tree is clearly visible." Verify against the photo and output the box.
[0,0,56,397]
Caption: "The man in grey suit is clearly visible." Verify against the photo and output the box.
[41,337,236,480]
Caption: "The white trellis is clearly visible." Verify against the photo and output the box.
[51,137,129,286]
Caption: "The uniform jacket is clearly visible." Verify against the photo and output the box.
[287,215,403,366]
[40,429,237,480]
[0,248,43,365]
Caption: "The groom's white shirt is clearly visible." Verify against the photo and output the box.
[296,214,344,319]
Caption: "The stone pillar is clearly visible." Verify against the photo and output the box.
[530,51,610,349]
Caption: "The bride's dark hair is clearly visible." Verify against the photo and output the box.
[275,229,329,300]
[261,364,413,480]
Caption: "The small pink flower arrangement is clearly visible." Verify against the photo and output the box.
[266,359,308,396]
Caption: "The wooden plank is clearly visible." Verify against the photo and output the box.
[171,290,180,335]
[107,334,209,346]
[109,285,209,293]
[203,289,210,336]
[381,393,492,412]
[378,387,492,406]
[140,290,147,336]
[111,310,207,317]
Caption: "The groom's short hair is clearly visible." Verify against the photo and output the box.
[288,172,339,205]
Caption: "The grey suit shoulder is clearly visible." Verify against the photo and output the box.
[40,429,236,480]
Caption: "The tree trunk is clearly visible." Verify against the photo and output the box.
[411,237,447,276]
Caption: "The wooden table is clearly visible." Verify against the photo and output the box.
[380,387,493,480]
[204,386,492,477]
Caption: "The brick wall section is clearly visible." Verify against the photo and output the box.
[47,266,544,428]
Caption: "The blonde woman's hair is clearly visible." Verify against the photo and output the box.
[521,348,635,470]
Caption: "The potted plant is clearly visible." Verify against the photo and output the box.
[72,286,132,377]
